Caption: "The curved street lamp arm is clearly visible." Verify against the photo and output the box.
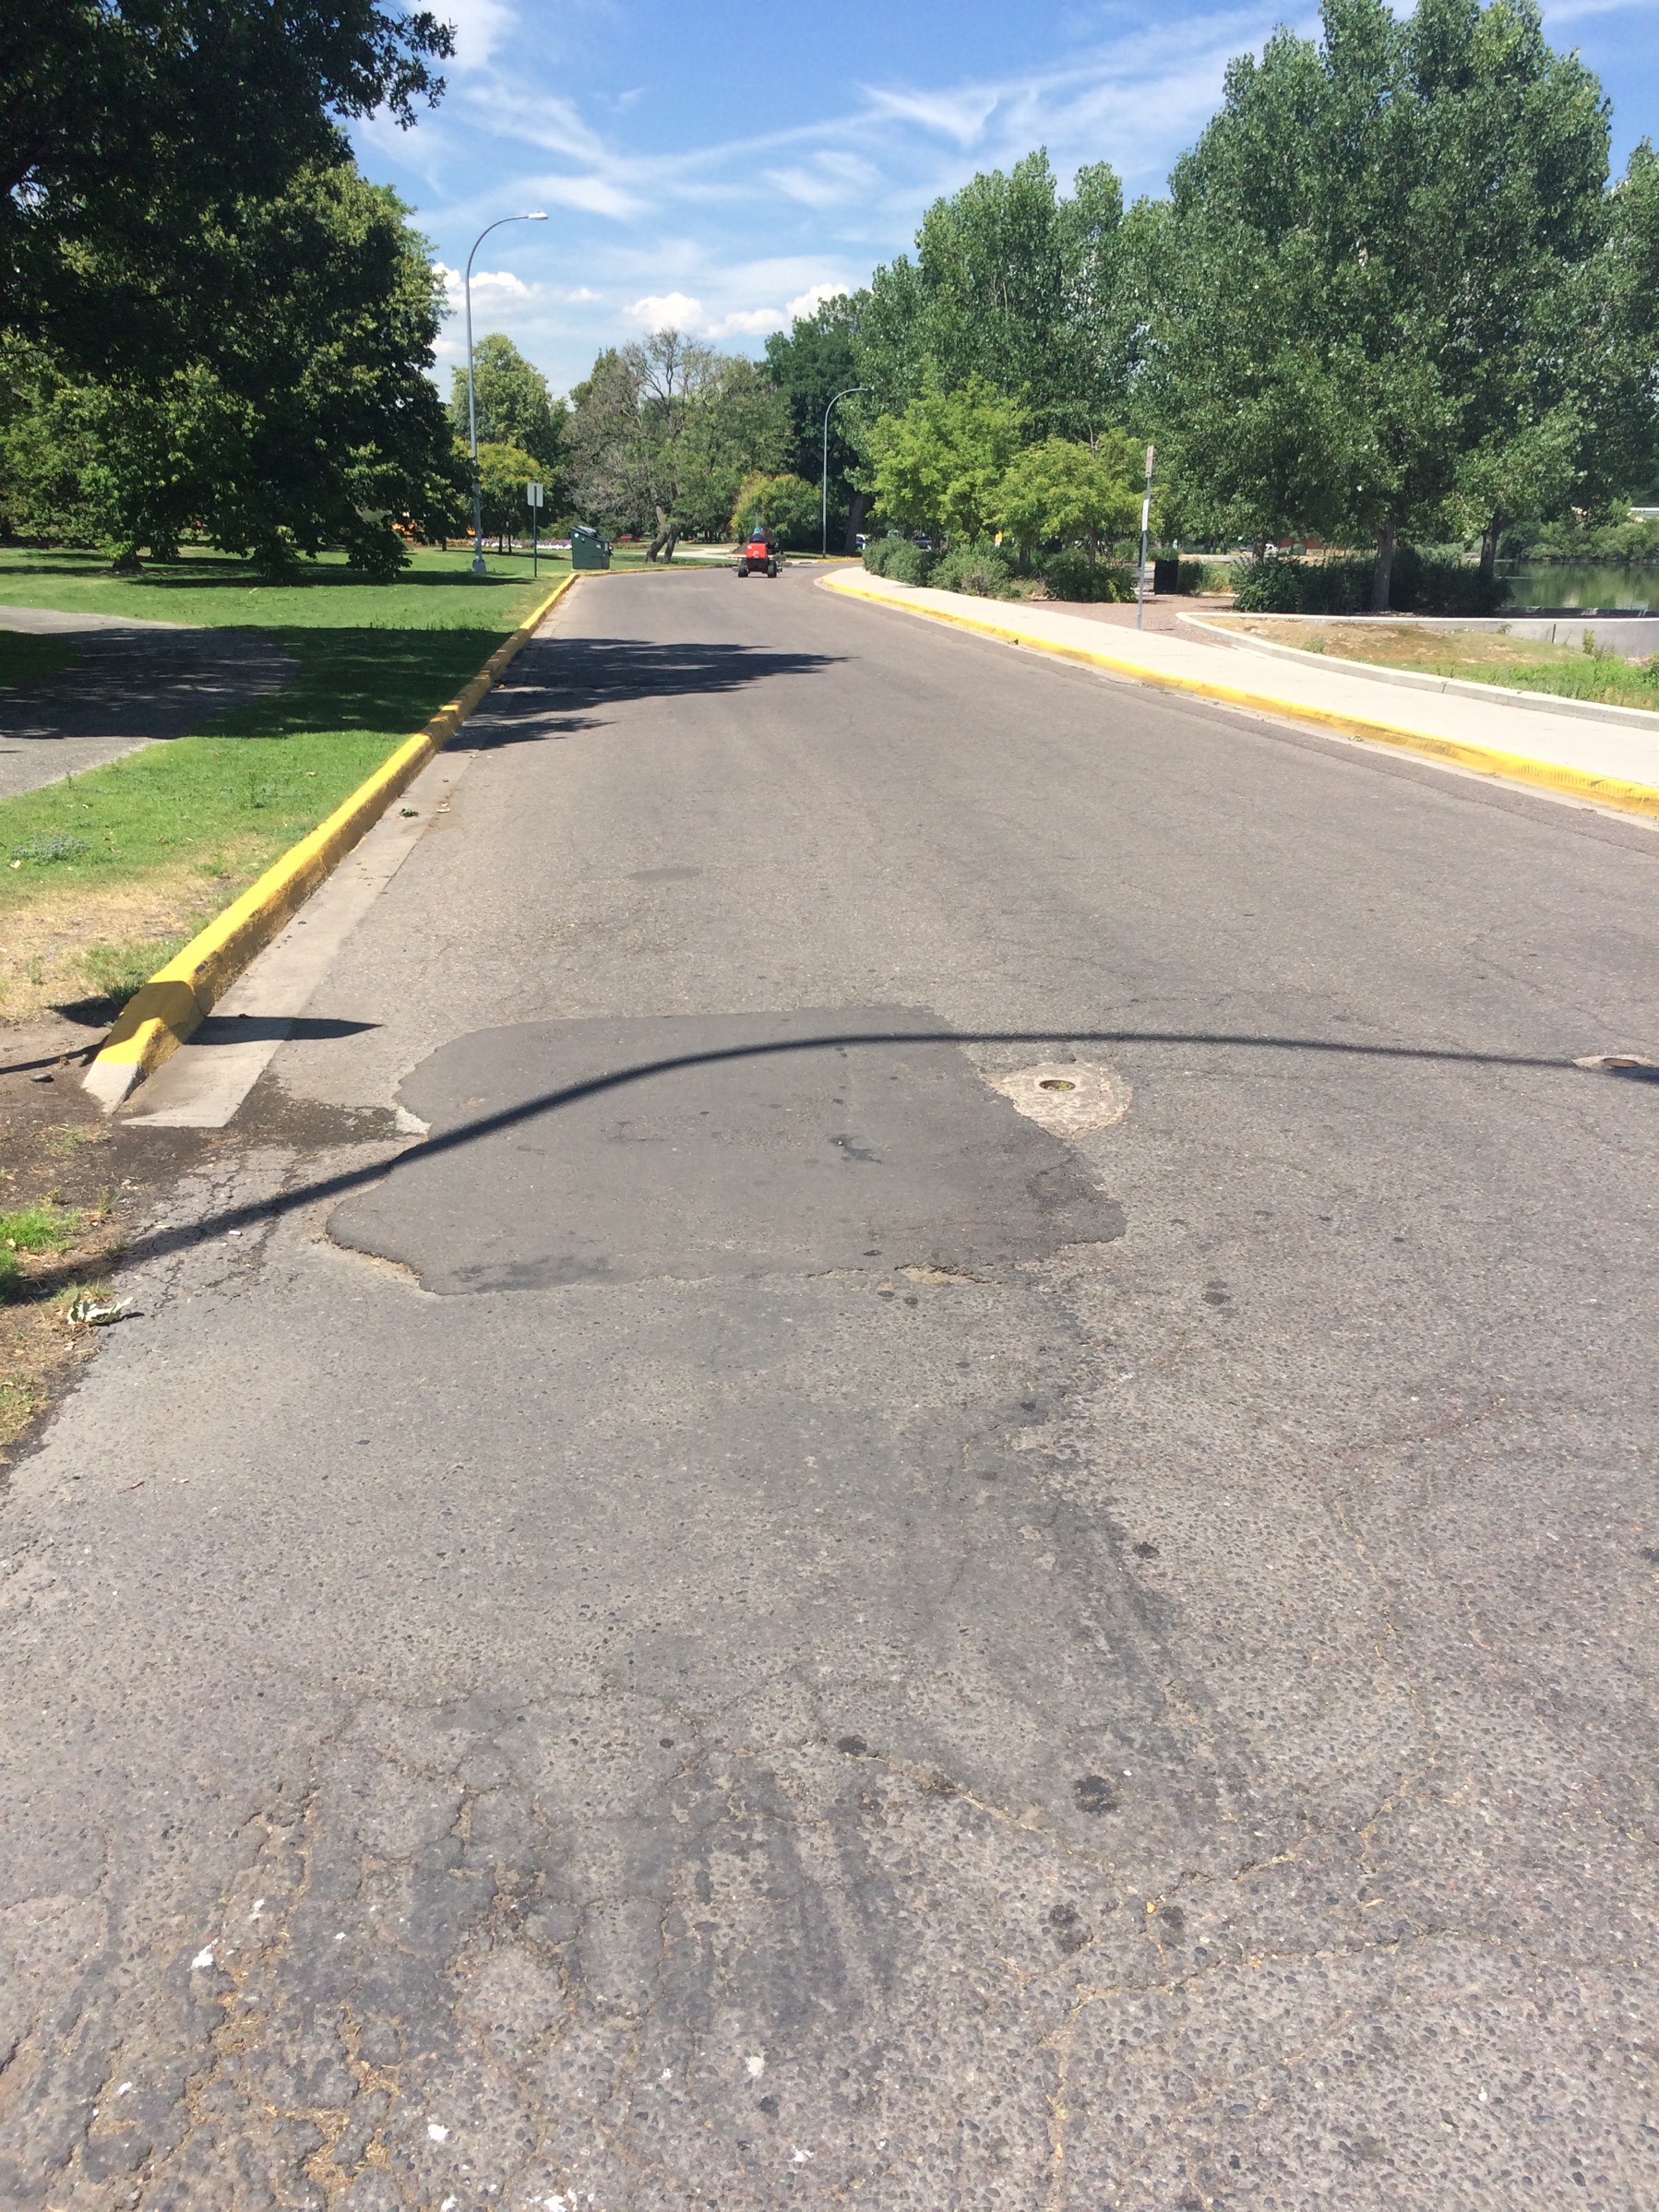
[462,212,546,575]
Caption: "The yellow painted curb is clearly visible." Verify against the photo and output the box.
[84,570,579,1109]
[823,574,1659,825]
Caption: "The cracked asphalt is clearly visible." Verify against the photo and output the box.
[3,566,1657,2210]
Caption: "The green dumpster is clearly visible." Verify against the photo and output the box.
[571,526,612,572]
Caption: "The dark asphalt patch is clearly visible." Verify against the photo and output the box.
[329,1006,1126,1293]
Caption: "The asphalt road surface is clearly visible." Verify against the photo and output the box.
[5,566,1657,2210]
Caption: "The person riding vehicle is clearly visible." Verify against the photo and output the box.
[736,521,781,578]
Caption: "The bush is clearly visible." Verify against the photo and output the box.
[1501,516,1659,565]
[930,541,1016,598]
[1231,547,1509,616]
[1038,549,1135,602]
[1231,553,1332,613]
[863,535,935,585]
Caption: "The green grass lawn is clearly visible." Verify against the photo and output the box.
[0,541,561,628]
[0,631,82,688]
[0,544,563,1023]
[1221,615,1659,711]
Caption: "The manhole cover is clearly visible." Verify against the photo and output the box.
[992,1060,1131,1136]
[1574,1052,1659,1081]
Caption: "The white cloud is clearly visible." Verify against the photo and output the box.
[709,305,787,337]
[441,0,519,71]
[784,282,849,320]
[532,173,642,220]
[765,151,883,208]
[627,291,704,328]
[859,84,1002,147]
[433,262,542,315]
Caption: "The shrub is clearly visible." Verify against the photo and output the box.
[1231,547,1508,616]
[863,536,934,585]
[930,541,1016,598]
[1038,549,1135,602]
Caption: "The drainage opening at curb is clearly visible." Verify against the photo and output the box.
[992,1061,1131,1136]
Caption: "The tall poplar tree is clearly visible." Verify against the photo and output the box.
[1140,0,1656,607]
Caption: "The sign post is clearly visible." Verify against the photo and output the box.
[526,480,543,577]
[1136,444,1154,630]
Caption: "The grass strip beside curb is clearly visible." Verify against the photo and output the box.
[84,571,577,1108]
[822,574,1659,825]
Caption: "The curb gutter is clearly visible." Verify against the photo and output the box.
[821,574,1659,826]
[84,570,577,1110]
[1176,614,1659,732]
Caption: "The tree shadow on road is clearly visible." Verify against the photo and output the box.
[463,635,844,747]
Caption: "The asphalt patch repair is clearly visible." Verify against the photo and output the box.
[329,1006,1126,1292]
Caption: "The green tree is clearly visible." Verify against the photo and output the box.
[474,441,543,551]
[449,335,567,477]
[0,161,463,576]
[3,0,452,378]
[1141,0,1652,607]
[995,434,1143,565]
[728,472,820,547]
[763,294,868,547]
[856,152,1133,434]
[865,374,1027,542]
[566,330,790,553]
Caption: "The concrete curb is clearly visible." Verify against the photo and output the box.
[84,571,578,1110]
[1176,614,1659,731]
[820,573,1659,827]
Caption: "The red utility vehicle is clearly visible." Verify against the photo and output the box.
[736,527,780,578]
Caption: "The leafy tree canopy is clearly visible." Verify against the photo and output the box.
[728,471,819,548]
[3,0,453,376]
[449,334,567,476]
[0,161,462,575]
[1140,0,1654,600]
[996,434,1144,562]
[762,294,865,492]
[472,439,544,546]
[857,152,1131,435]
[567,329,791,547]
[865,373,1028,542]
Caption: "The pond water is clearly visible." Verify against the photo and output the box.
[1499,563,1659,612]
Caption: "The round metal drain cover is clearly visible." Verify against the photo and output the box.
[1574,1052,1659,1080]
[992,1060,1131,1136]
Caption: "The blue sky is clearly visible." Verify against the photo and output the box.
[353,0,1659,400]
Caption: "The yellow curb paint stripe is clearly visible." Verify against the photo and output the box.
[823,574,1659,824]
[86,571,578,1106]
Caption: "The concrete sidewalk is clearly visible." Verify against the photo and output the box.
[823,571,1659,816]
[0,608,296,797]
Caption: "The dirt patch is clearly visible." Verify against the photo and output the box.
[1212,616,1576,670]
[0,861,267,1025]
[0,1015,209,1469]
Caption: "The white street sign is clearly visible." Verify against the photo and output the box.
[526,481,543,508]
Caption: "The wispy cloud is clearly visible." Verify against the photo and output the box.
[375,0,1648,399]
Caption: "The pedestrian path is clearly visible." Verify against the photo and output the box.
[822,572,1659,819]
[0,608,295,797]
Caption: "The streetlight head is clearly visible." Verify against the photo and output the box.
[524,211,548,221]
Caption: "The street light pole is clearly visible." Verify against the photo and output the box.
[1135,442,1155,629]
[822,387,869,557]
[464,211,547,577]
